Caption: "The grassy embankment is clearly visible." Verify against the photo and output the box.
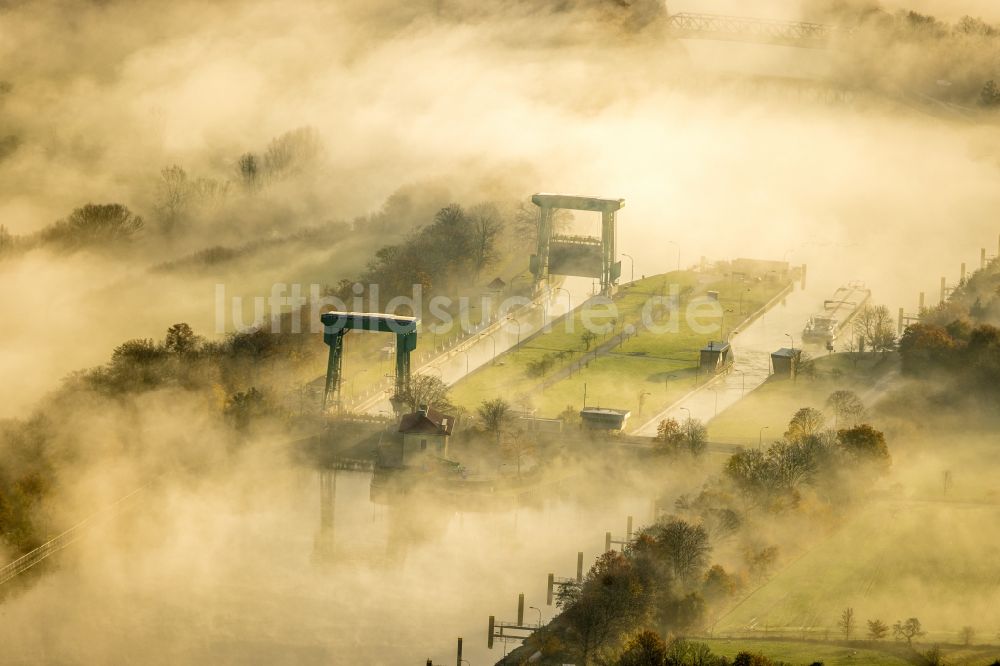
[707,353,900,447]
[701,354,1000,664]
[698,638,913,665]
[450,270,790,418]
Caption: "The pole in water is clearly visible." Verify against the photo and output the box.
[626,515,633,542]
[517,593,524,626]
[605,531,612,552]
[577,551,584,582]
[546,573,554,606]
[456,637,462,666]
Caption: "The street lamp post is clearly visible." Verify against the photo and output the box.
[759,425,769,448]
[458,348,470,376]
[738,287,751,315]
[735,369,746,398]
[667,240,680,271]
[681,406,691,424]
[621,253,635,283]
[508,315,521,355]
[785,333,795,353]
[664,373,676,393]
[528,606,542,628]
[487,334,497,365]
[553,286,572,314]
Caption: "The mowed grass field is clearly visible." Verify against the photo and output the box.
[450,270,791,417]
[710,499,1000,649]
[697,638,912,665]
[706,354,899,446]
[697,637,1000,665]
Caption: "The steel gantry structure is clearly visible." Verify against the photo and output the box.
[530,193,624,296]
[320,311,418,412]
[667,12,844,50]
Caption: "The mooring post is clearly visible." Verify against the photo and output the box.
[546,573,554,606]
[605,531,612,552]
[626,515,633,542]
[488,616,495,649]
[456,637,462,666]
[517,593,524,626]
[898,307,904,336]
[577,551,584,583]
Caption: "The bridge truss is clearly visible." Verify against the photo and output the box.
[667,12,844,50]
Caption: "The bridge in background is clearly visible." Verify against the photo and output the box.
[667,12,846,50]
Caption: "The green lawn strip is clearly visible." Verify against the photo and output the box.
[527,355,700,418]
[706,355,898,445]
[696,638,911,665]
[451,271,791,417]
[712,502,1000,648]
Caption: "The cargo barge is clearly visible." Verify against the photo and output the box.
[802,281,871,345]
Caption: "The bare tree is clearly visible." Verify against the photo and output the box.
[959,625,976,646]
[853,304,896,354]
[155,165,190,233]
[467,203,503,279]
[237,152,261,193]
[0,223,12,254]
[263,126,322,180]
[477,397,511,445]
[826,390,865,427]
[398,374,453,413]
[839,607,856,641]
[502,427,535,478]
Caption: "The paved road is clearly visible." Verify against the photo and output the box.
[351,277,596,415]
[633,282,828,436]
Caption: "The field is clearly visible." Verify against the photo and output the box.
[706,353,900,446]
[449,269,791,418]
[697,637,1000,665]
[697,638,912,665]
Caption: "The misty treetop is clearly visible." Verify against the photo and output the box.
[898,257,1000,392]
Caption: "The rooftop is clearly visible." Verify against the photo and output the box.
[580,407,631,417]
[398,405,455,436]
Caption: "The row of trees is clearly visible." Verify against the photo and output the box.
[723,406,890,513]
[349,201,506,303]
[806,5,1000,109]
[0,203,146,257]
[547,518,721,664]
[838,608,925,644]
